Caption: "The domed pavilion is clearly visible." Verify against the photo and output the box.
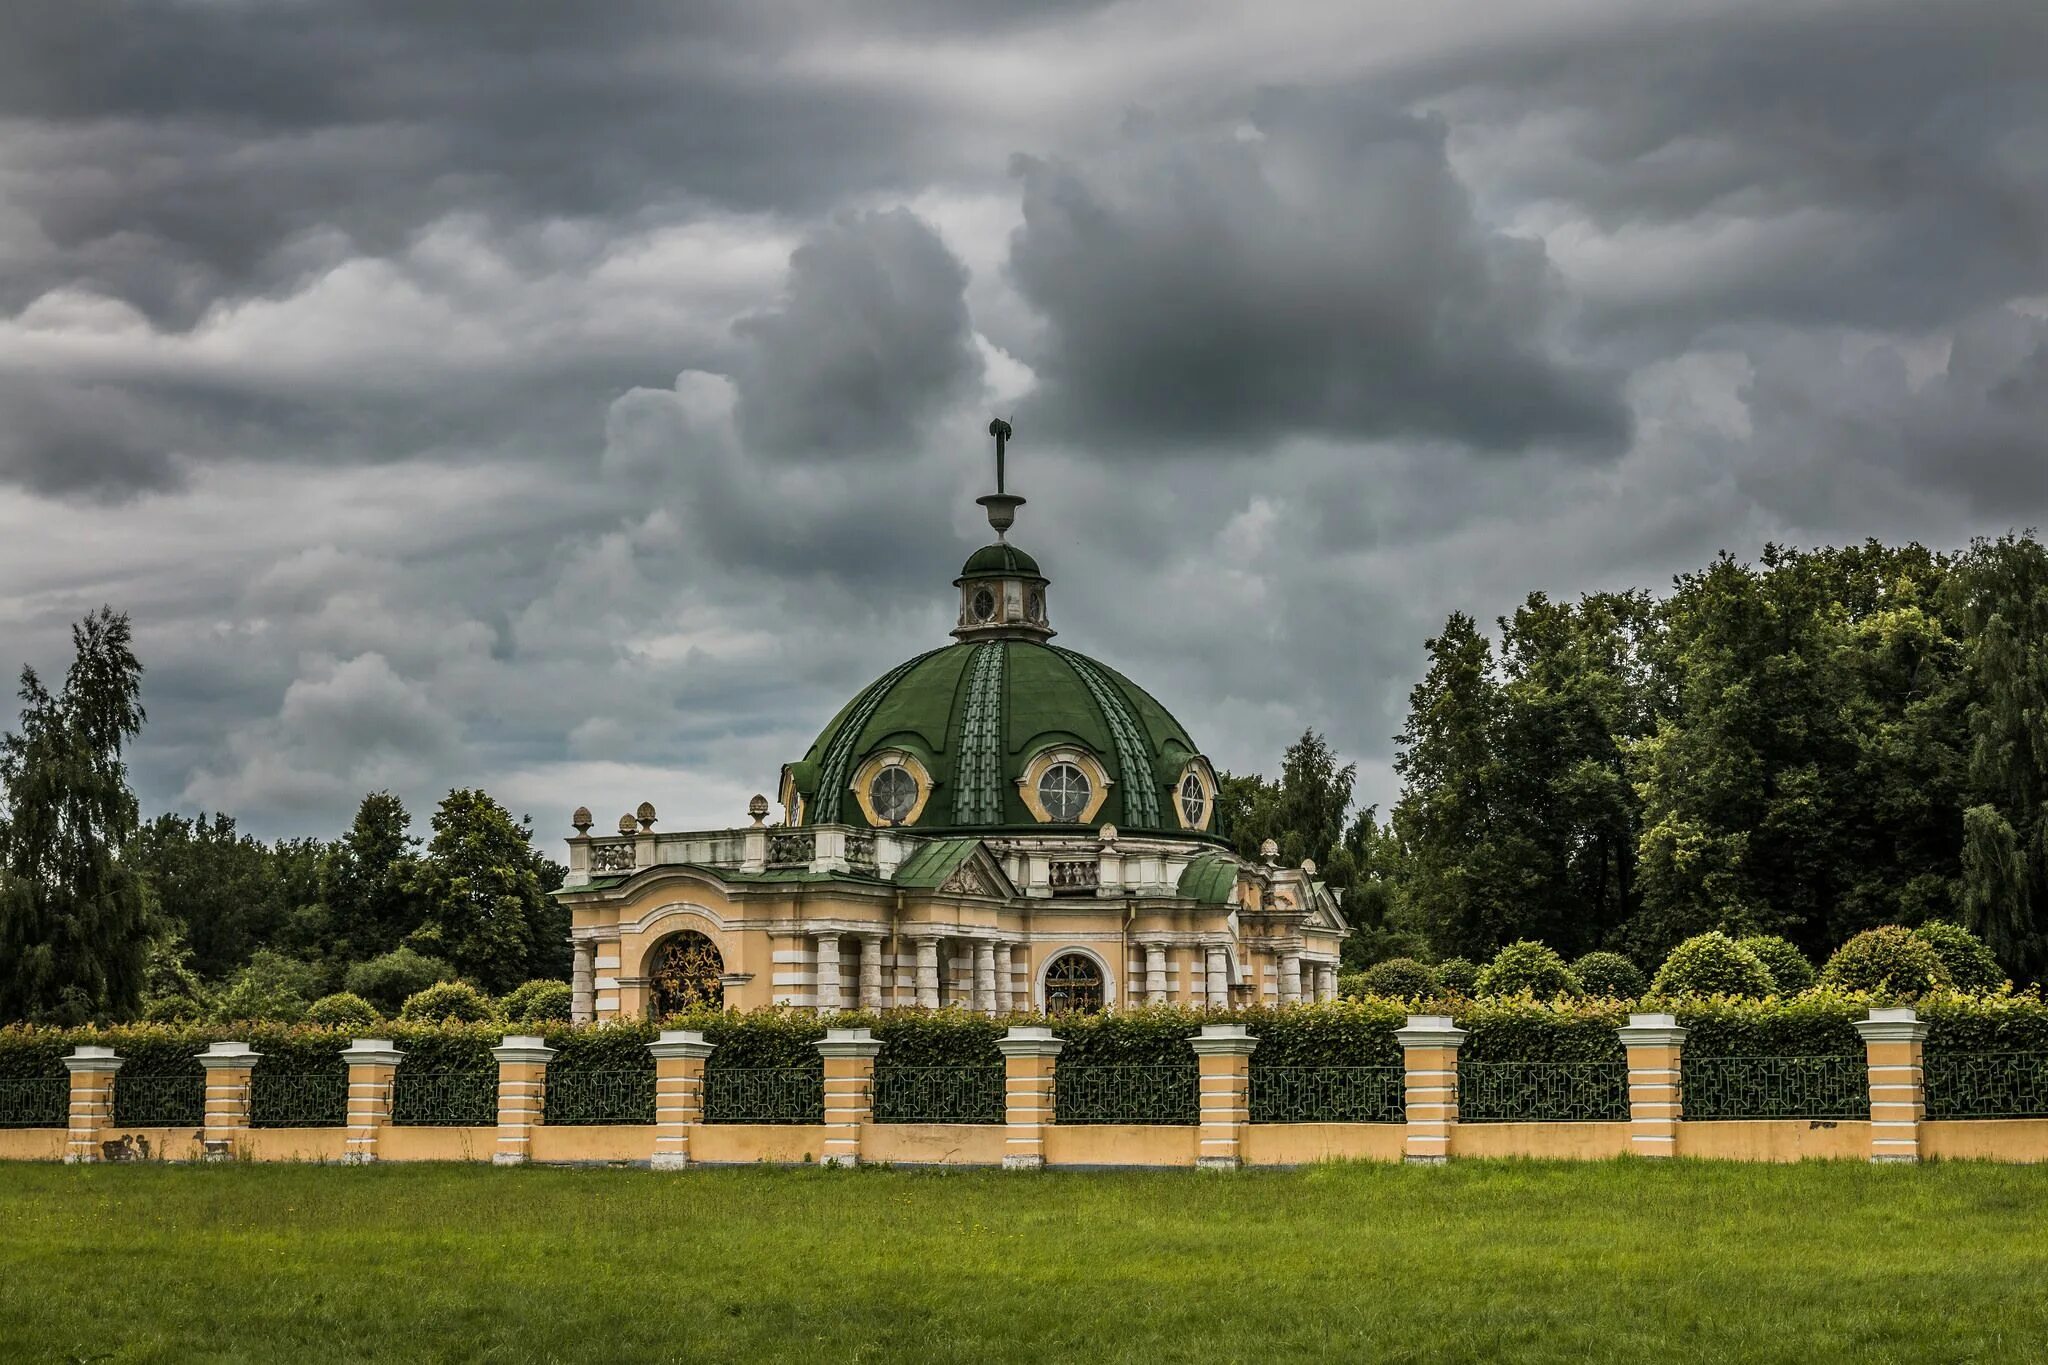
[556,423,1348,1021]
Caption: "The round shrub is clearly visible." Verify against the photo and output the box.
[1572,951,1646,999]
[1357,957,1438,1000]
[396,981,501,1024]
[501,979,573,1024]
[1649,932,1773,999]
[1433,957,1480,996]
[140,994,206,1024]
[1737,935,1816,994]
[304,992,381,1029]
[1912,920,2004,994]
[1819,926,1951,998]
[1336,972,1370,1000]
[344,947,456,1014]
[1476,941,1580,999]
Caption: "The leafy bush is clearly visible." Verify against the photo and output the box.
[1358,958,1438,1000]
[305,992,381,1029]
[502,979,573,1025]
[141,994,207,1024]
[1737,936,1816,994]
[210,950,323,1023]
[1476,941,1580,999]
[1912,921,2004,994]
[1336,973,1371,1000]
[397,981,501,1024]
[1671,989,1870,1058]
[1572,952,1646,1000]
[345,948,457,1014]
[1455,996,1630,1063]
[1433,958,1480,996]
[1650,932,1773,999]
[1820,926,1950,998]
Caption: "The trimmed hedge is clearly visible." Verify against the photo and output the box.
[1650,932,1773,999]
[1433,958,1480,996]
[1477,941,1580,999]
[1572,952,1646,1000]
[1737,936,1816,995]
[1913,921,2005,994]
[1358,958,1439,1001]
[1821,926,1950,998]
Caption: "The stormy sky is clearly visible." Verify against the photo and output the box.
[2,0,2044,842]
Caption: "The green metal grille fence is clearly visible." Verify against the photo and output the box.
[1681,1056,1869,1120]
[1249,1066,1405,1124]
[702,1068,823,1124]
[1053,1063,1199,1125]
[1458,1061,1628,1123]
[872,1065,1005,1124]
[112,1073,205,1128]
[545,1069,656,1125]
[249,1068,348,1127]
[390,1069,498,1127]
[0,1076,67,1128]
[1924,1053,2048,1119]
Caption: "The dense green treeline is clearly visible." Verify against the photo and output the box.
[1232,536,2048,981]
[0,608,567,1024]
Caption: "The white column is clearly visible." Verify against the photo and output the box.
[858,935,884,1010]
[1315,964,1337,1002]
[571,940,595,1024]
[1145,942,1168,1004]
[974,942,997,1016]
[995,942,1015,1014]
[915,936,940,1009]
[1205,946,1229,1008]
[1280,950,1303,1005]
[815,933,842,1012]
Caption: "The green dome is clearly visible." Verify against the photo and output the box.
[789,640,1213,837]
[958,543,1041,579]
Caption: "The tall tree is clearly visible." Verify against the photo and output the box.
[0,608,150,1022]
[1953,535,2048,978]
[321,792,426,963]
[405,789,563,992]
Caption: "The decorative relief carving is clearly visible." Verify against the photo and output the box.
[846,830,877,873]
[1049,859,1099,893]
[588,841,636,872]
[768,830,815,868]
[940,859,999,896]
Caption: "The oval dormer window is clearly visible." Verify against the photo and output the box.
[869,765,919,824]
[1180,773,1207,828]
[972,587,997,622]
[1038,762,1092,822]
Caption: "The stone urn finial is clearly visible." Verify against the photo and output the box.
[636,801,657,832]
[571,806,592,835]
[617,813,638,836]
[1260,838,1279,863]
[748,794,770,827]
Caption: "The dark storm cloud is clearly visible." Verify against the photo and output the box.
[0,377,183,498]
[0,0,972,327]
[1006,92,1630,454]
[1427,3,2048,343]
[733,209,983,458]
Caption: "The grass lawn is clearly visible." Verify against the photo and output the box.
[2,1160,2046,1362]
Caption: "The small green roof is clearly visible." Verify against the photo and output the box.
[958,542,1041,579]
[1176,852,1238,905]
[891,837,984,888]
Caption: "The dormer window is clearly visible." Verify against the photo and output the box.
[1038,762,1092,822]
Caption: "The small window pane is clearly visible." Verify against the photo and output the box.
[1038,762,1091,822]
[869,766,918,823]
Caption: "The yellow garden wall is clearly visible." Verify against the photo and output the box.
[1043,1124,1199,1166]
[0,1129,66,1161]
[691,1124,831,1164]
[378,1128,495,1162]
[1242,1123,1404,1165]
[1677,1121,1870,1162]
[862,1124,1007,1165]
[237,1128,349,1162]
[529,1125,656,1164]
[1921,1120,2048,1163]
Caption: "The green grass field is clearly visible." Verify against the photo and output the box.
[2,1160,2045,1363]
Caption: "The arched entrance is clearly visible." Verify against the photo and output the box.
[1043,951,1106,1014]
[648,931,725,1018]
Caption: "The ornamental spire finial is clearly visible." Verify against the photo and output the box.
[977,417,1024,540]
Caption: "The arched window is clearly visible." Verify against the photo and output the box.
[1179,773,1207,828]
[1043,952,1105,1014]
[869,765,919,824]
[649,931,724,1018]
